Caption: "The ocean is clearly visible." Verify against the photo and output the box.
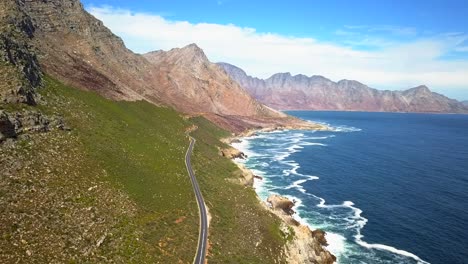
[232,111,468,264]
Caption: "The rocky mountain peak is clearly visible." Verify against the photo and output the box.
[268,72,292,80]
[184,43,204,52]
[413,85,431,93]
[0,0,332,132]
[402,85,432,97]
[174,43,208,63]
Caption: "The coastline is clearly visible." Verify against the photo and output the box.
[222,123,337,264]
[224,118,435,264]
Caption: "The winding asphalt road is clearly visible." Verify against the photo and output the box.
[185,136,208,264]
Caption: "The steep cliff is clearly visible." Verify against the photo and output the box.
[19,0,153,101]
[218,62,468,113]
[2,0,312,133]
[0,0,42,105]
[266,195,336,264]
[143,45,298,131]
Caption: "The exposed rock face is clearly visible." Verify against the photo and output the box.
[0,0,42,105]
[0,0,313,133]
[266,195,336,264]
[144,45,270,116]
[288,225,336,264]
[267,194,295,215]
[143,46,296,131]
[0,110,68,142]
[0,111,17,141]
[235,164,255,186]
[218,62,468,113]
[18,0,149,101]
[461,100,468,106]
[218,147,246,159]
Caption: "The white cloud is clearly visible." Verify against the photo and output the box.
[88,6,468,99]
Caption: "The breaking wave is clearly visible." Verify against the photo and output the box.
[232,127,429,264]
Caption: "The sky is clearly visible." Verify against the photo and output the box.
[82,0,468,100]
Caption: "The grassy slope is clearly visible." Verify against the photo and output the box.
[190,118,288,264]
[1,76,288,263]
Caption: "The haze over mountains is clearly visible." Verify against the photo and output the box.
[218,63,468,114]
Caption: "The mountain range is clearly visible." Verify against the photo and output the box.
[0,1,329,263]
[218,62,468,113]
[2,0,466,263]
[1,0,313,133]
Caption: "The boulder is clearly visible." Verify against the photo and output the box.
[219,147,246,159]
[267,194,295,215]
[0,111,17,141]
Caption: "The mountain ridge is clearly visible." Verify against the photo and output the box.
[5,0,315,133]
[218,62,468,113]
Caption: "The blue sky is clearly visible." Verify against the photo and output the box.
[82,0,468,100]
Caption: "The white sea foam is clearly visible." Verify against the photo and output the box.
[231,139,255,159]
[285,176,319,193]
[283,194,348,260]
[275,151,291,161]
[325,232,347,259]
[307,120,362,133]
[346,202,430,264]
[231,129,428,264]
[316,199,430,263]
[306,136,330,140]
[331,125,362,132]
[302,142,327,146]
[286,144,304,152]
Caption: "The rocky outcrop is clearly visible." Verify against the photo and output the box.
[266,195,336,264]
[15,0,149,101]
[0,0,42,105]
[144,45,276,117]
[0,111,17,141]
[142,45,307,132]
[0,110,68,143]
[0,0,321,133]
[236,164,255,186]
[267,194,295,215]
[218,62,468,114]
[287,225,336,264]
[219,147,246,159]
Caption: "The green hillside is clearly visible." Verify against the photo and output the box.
[0,76,288,263]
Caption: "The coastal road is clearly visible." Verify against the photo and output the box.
[185,136,208,264]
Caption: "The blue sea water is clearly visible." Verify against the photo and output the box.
[232,111,468,264]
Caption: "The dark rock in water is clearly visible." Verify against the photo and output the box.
[254,175,263,180]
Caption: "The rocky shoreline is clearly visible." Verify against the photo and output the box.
[236,122,329,138]
[222,123,337,264]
